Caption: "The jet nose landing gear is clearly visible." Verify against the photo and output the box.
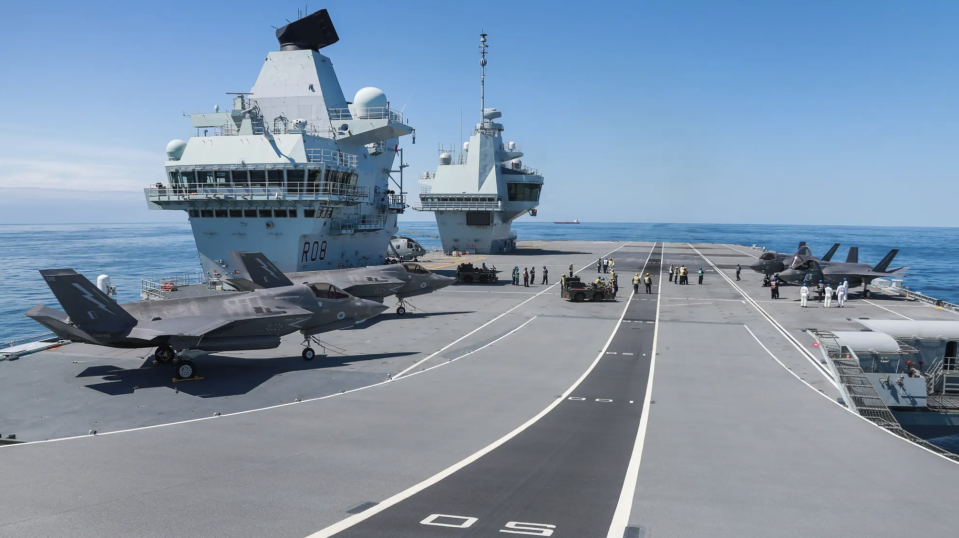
[300,335,328,361]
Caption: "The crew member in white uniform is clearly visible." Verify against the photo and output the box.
[837,283,846,307]
[800,283,809,307]
[824,284,833,308]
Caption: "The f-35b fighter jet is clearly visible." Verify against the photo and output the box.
[778,249,908,296]
[26,259,388,379]
[231,251,455,315]
[748,242,841,275]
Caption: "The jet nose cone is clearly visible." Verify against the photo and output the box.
[748,262,762,272]
[432,274,455,290]
[356,299,389,321]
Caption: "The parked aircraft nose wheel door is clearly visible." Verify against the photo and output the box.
[302,348,316,361]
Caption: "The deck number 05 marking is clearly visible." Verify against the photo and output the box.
[302,240,327,262]
[420,514,555,536]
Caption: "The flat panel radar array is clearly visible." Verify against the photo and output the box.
[275,9,339,51]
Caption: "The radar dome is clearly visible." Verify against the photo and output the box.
[353,87,388,119]
[439,152,452,165]
[166,139,187,161]
[463,142,470,152]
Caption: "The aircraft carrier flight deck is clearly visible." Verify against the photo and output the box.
[2,241,958,538]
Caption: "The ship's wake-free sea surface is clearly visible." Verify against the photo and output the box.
[3,221,958,343]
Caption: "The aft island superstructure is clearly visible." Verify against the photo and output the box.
[145,10,413,277]
[415,33,544,254]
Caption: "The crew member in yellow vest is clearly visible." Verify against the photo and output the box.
[632,273,641,294]
[644,272,652,294]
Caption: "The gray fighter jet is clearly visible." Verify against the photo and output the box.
[231,251,455,315]
[748,242,841,275]
[26,263,388,379]
[778,249,908,296]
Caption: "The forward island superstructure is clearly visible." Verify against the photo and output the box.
[415,33,544,254]
[145,10,413,277]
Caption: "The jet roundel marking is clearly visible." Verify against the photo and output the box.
[316,301,323,307]
[337,311,346,320]
[420,282,427,288]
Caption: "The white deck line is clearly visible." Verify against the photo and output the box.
[862,299,915,320]
[5,244,636,449]
[393,243,632,379]
[606,242,664,538]
[688,244,839,389]
[304,245,656,538]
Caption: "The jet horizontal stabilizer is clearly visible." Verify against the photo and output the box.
[228,251,294,289]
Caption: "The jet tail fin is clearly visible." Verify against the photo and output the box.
[228,252,294,289]
[846,247,859,264]
[37,269,137,330]
[821,243,840,262]
[798,241,806,249]
[872,249,899,273]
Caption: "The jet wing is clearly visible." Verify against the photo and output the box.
[126,316,237,340]
[127,305,315,340]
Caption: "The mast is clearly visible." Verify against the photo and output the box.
[480,33,487,122]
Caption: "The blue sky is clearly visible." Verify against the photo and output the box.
[0,0,956,225]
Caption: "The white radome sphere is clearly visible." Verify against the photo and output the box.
[353,87,388,118]
[439,152,452,165]
[166,139,187,161]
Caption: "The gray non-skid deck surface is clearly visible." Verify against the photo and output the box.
[2,241,959,538]
[0,241,646,538]
[628,244,959,537]
[332,244,660,537]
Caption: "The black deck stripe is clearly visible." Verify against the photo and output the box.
[333,244,661,538]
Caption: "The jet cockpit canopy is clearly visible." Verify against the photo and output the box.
[403,263,430,275]
[308,283,351,299]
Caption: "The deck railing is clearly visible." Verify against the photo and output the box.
[145,182,369,203]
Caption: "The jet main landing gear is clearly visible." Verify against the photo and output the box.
[300,335,327,361]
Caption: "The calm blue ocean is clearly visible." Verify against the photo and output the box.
[2,222,956,344]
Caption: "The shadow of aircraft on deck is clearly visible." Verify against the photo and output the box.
[77,351,418,398]
[347,310,474,329]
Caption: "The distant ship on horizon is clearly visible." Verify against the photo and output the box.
[553,219,581,224]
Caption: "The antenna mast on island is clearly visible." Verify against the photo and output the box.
[479,32,488,123]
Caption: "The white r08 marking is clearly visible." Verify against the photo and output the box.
[500,521,556,536]
[420,514,477,528]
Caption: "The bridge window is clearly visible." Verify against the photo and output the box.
[179,171,195,186]
[506,183,541,202]
[249,170,267,188]
[232,170,249,185]
[197,170,214,184]
[258,209,273,218]
[214,209,228,218]
[288,208,297,218]
[287,169,305,193]
[200,209,214,218]
[267,170,284,188]
[229,209,243,218]
[274,209,288,218]
[244,209,257,218]
[188,209,199,218]
[215,171,230,184]
[303,209,316,218]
